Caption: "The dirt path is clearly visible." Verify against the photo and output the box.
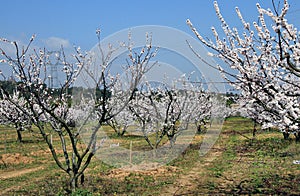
[0,166,44,180]
[0,166,45,195]
[162,135,226,195]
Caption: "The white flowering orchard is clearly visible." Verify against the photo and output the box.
[0,30,159,192]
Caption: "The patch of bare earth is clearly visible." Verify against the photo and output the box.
[0,152,48,195]
[103,162,180,180]
[0,153,44,180]
[0,166,44,180]
[1,153,34,165]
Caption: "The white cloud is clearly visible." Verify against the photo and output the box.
[44,37,71,49]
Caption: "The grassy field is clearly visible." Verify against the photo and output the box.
[0,117,300,195]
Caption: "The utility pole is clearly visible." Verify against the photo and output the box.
[47,50,61,88]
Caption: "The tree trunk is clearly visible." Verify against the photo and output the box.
[17,129,23,142]
[283,132,290,140]
[183,122,189,131]
[252,120,257,138]
[294,132,300,142]
[169,136,176,148]
[197,124,201,133]
[118,126,127,136]
[16,124,23,143]
[69,172,79,193]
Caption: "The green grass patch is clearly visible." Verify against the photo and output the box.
[1,117,300,195]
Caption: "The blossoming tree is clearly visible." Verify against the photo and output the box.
[128,74,213,148]
[0,91,32,142]
[187,0,300,140]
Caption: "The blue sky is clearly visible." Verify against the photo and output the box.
[1,0,300,51]
[1,0,300,91]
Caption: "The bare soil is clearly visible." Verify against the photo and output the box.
[104,162,180,180]
[1,153,34,165]
[0,166,44,180]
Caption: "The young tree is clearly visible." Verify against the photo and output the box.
[106,93,135,136]
[187,0,300,140]
[0,36,85,192]
[128,74,213,148]
[0,91,32,142]
[180,90,212,133]
[0,31,157,192]
[127,85,160,149]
